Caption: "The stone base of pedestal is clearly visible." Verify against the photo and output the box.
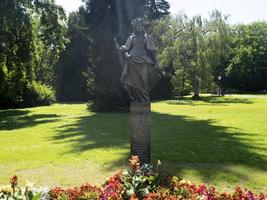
[130,102,151,165]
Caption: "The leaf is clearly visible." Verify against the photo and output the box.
[32,193,41,200]
[126,188,134,197]
[139,188,150,196]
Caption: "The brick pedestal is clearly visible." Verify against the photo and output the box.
[130,102,151,165]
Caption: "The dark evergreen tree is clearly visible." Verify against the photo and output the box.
[56,7,91,102]
[145,0,170,20]
[82,0,127,111]
[82,0,170,111]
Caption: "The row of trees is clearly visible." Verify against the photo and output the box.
[151,11,267,99]
[0,0,68,108]
[0,0,171,110]
[57,3,267,111]
[1,0,267,110]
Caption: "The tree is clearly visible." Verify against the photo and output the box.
[146,11,267,96]
[149,15,190,97]
[145,0,170,20]
[82,0,127,111]
[56,7,91,102]
[0,0,67,108]
[34,0,68,87]
[81,0,170,111]
[164,14,207,99]
[150,11,234,97]
[204,10,231,92]
[226,22,267,92]
[0,0,36,107]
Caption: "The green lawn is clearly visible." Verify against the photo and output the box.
[0,95,267,192]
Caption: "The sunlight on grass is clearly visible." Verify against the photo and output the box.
[0,95,267,192]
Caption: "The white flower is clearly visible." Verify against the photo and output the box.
[26,180,34,188]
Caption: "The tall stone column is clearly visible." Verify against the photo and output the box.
[130,102,151,165]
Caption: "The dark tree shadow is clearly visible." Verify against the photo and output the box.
[51,112,130,166]
[0,110,60,131]
[50,108,267,182]
[151,112,267,182]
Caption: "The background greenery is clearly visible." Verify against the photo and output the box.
[0,0,67,108]
[1,0,267,110]
[0,95,266,192]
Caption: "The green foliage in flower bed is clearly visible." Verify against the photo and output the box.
[0,176,47,200]
[1,157,266,200]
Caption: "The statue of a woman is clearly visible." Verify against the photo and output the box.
[115,18,161,103]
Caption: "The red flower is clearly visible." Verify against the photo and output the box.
[196,184,207,195]
[220,192,233,200]
[49,187,65,199]
[144,192,158,200]
[80,183,102,194]
[189,183,197,193]
[258,193,265,200]
[232,186,246,200]
[10,175,18,187]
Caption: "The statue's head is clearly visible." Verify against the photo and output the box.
[131,18,144,34]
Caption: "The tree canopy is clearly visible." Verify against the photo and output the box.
[1,0,267,110]
[149,11,267,98]
[0,0,67,108]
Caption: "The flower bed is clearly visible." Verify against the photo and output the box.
[1,156,266,200]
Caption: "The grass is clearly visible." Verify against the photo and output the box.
[0,95,267,192]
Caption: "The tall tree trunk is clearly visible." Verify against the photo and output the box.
[191,73,200,99]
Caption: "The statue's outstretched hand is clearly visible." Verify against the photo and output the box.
[114,37,120,51]
[154,63,163,76]
[154,63,161,70]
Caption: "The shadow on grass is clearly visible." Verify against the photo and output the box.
[50,108,267,182]
[151,112,267,182]
[166,96,253,106]
[52,112,130,167]
[0,110,60,131]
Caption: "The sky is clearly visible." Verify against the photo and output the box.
[55,0,267,24]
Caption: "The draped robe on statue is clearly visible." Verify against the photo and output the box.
[120,33,159,102]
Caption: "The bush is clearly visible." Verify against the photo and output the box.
[22,81,55,107]
[0,80,55,109]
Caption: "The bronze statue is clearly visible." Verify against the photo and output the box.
[115,18,161,103]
